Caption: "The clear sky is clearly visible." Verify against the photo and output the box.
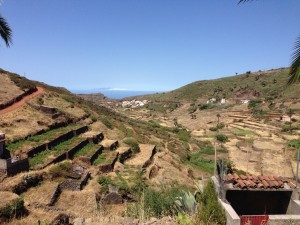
[0,0,299,92]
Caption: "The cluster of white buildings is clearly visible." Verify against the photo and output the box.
[207,98,226,104]
[121,99,149,108]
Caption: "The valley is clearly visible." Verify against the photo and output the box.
[1,68,300,224]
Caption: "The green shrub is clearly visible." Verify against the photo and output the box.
[124,138,140,153]
[195,180,226,225]
[187,153,214,173]
[288,139,300,150]
[100,117,114,129]
[0,198,24,218]
[209,127,218,132]
[126,185,184,219]
[215,134,229,143]
[175,129,191,142]
[188,105,197,114]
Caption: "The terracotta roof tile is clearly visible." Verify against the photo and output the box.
[224,173,296,190]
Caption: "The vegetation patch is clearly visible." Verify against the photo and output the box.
[215,134,229,143]
[126,185,186,219]
[194,180,226,225]
[123,138,140,153]
[232,129,257,136]
[186,151,214,173]
[0,197,24,219]
[7,124,79,153]
[100,117,114,129]
[74,143,99,158]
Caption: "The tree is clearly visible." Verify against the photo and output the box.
[238,0,300,85]
[0,14,12,47]
[216,113,221,127]
[288,108,293,133]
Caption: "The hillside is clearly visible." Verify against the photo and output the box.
[140,68,299,102]
[0,69,207,225]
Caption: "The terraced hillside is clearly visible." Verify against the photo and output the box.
[0,69,205,224]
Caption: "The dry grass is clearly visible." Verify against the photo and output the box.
[30,91,87,119]
[0,73,23,105]
[126,144,155,167]
[24,181,59,206]
[55,190,97,217]
[0,104,53,141]
[0,192,19,207]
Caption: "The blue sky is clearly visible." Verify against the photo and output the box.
[0,0,299,92]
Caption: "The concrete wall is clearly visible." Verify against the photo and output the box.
[219,200,240,225]
[269,215,300,225]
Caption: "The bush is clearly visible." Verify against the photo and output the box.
[126,185,184,219]
[0,198,24,218]
[195,180,226,225]
[175,129,191,142]
[288,139,300,150]
[248,99,262,112]
[188,105,197,114]
[100,117,114,129]
[124,138,140,153]
[209,127,218,132]
[215,134,229,143]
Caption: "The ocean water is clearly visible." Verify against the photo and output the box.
[72,89,159,99]
[101,90,158,99]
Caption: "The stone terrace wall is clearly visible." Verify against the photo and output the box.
[6,158,29,176]
[118,148,132,164]
[91,133,104,144]
[0,86,37,110]
[27,125,89,158]
[42,139,89,169]
[67,139,89,159]
[142,146,157,168]
[90,146,104,165]
[99,152,119,173]
[0,158,29,176]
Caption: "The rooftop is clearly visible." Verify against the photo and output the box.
[225,173,296,190]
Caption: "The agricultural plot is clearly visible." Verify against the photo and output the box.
[93,151,111,166]
[29,136,84,168]
[7,124,80,153]
[74,143,100,158]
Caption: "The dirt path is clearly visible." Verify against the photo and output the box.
[0,87,44,115]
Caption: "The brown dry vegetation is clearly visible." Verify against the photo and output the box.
[0,73,23,105]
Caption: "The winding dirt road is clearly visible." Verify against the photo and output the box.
[0,87,44,115]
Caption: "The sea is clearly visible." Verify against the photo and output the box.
[71,89,160,99]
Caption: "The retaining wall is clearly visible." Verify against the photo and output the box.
[67,139,89,159]
[99,152,119,173]
[0,158,29,176]
[118,148,132,164]
[42,139,89,169]
[90,146,104,164]
[142,146,157,168]
[27,125,89,158]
